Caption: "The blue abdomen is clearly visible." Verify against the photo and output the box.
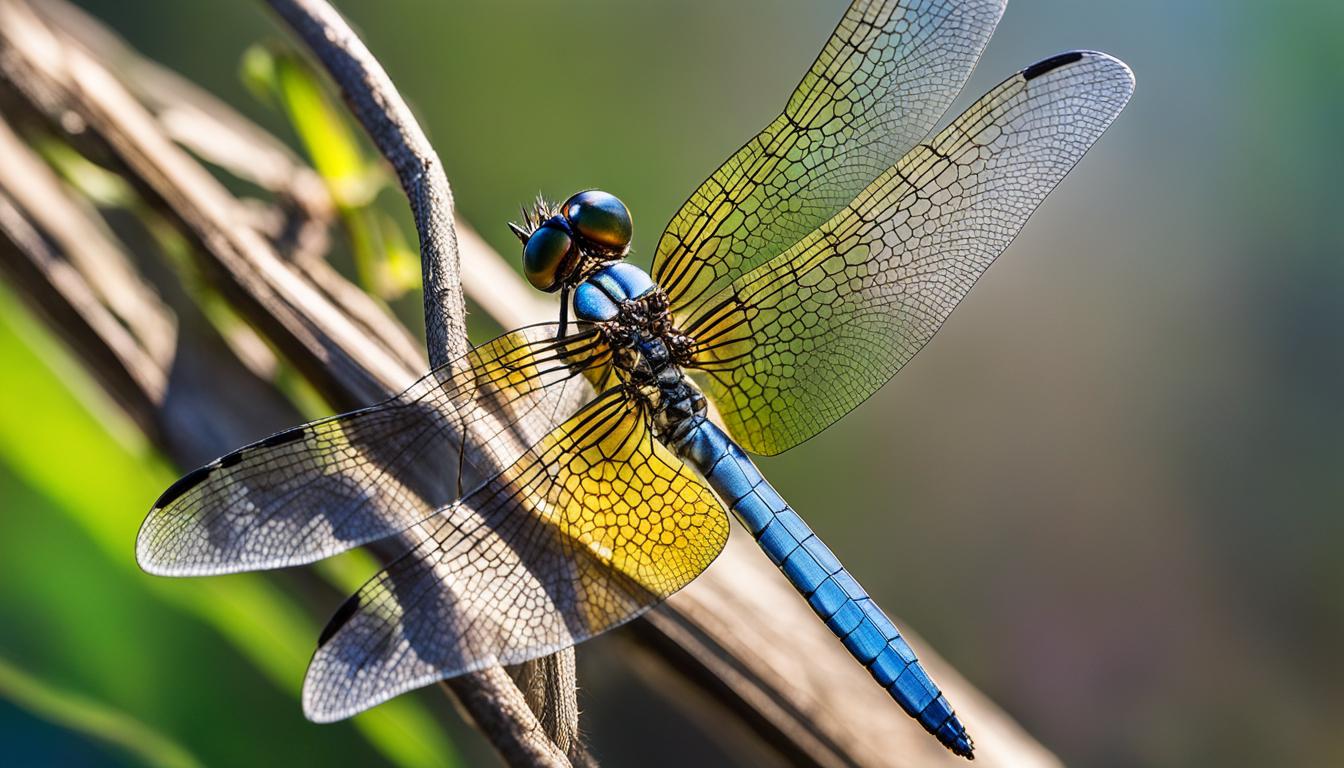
[671,417,974,758]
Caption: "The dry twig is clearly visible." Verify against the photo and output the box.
[263,0,464,364]
[260,0,586,762]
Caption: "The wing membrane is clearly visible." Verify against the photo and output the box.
[302,389,728,722]
[137,324,609,575]
[685,51,1135,454]
[653,0,1006,314]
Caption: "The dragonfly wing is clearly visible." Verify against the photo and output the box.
[653,0,1006,314]
[137,324,610,575]
[684,51,1135,454]
[302,389,728,722]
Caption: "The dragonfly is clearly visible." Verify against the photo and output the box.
[138,0,1132,758]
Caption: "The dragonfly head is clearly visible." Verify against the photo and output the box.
[510,190,632,292]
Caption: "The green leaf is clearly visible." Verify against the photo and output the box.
[268,47,383,208]
[33,137,137,208]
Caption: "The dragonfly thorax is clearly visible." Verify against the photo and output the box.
[573,262,705,440]
[511,191,706,438]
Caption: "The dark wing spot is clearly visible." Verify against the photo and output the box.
[1023,51,1084,81]
[259,426,308,448]
[219,450,244,468]
[152,464,213,510]
[318,594,361,648]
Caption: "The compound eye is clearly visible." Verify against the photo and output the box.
[522,225,573,292]
[563,190,632,254]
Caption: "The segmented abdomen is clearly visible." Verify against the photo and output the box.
[671,417,974,758]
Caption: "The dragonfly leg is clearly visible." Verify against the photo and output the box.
[557,285,570,340]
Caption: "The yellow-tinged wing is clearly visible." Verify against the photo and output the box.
[302,389,727,722]
[653,0,1006,315]
[684,52,1136,455]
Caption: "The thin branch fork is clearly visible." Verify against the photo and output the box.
[0,1,1060,766]
[260,0,587,763]
[264,0,464,365]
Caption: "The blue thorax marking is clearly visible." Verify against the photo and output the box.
[573,262,657,322]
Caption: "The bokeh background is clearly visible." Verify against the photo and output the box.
[1,0,1341,766]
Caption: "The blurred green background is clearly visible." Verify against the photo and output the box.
[2,0,1341,766]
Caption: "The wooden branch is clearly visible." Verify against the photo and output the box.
[24,0,333,270]
[259,1,588,764]
[0,188,163,432]
[263,0,464,365]
[31,0,325,208]
[0,2,1060,766]
[0,116,306,467]
[440,670,570,768]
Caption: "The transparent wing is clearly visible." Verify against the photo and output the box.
[302,389,728,722]
[684,52,1135,454]
[136,324,610,575]
[653,0,1006,314]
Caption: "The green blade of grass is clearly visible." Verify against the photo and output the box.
[0,654,205,768]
